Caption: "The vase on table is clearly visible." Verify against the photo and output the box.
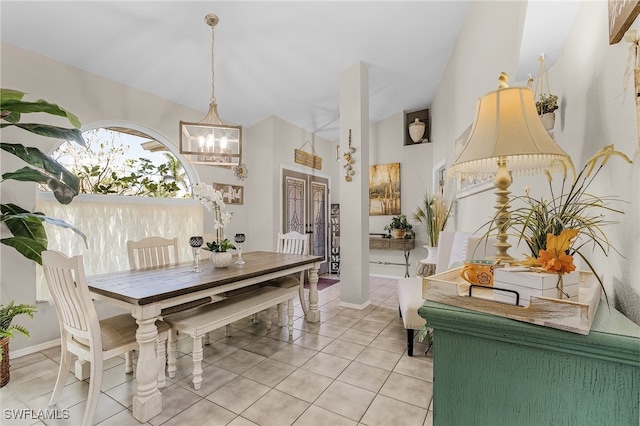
[210,251,233,268]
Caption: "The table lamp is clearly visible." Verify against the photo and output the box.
[449,72,574,262]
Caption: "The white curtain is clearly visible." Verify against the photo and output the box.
[35,192,203,301]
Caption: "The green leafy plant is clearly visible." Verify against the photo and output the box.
[1,89,87,264]
[413,190,454,247]
[203,239,235,252]
[536,93,558,115]
[384,214,413,233]
[479,145,632,297]
[0,301,37,361]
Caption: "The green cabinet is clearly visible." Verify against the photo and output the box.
[419,301,640,425]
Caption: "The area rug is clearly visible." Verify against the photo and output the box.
[303,277,340,291]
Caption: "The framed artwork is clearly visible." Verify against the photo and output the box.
[454,125,493,199]
[212,182,243,205]
[369,162,401,216]
[609,0,640,44]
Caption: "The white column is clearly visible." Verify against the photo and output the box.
[338,62,370,308]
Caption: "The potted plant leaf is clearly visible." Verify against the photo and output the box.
[0,301,37,387]
[384,214,413,239]
[1,88,87,264]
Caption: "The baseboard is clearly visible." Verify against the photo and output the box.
[338,300,371,310]
[10,339,60,359]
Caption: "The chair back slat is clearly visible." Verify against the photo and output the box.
[127,236,179,269]
[276,231,309,255]
[42,251,98,343]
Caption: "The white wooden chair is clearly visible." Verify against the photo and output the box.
[42,250,169,426]
[126,236,179,269]
[264,231,310,319]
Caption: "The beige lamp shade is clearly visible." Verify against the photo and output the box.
[449,85,573,179]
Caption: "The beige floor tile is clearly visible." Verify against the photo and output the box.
[213,349,266,375]
[368,333,407,354]
[241,389,310,426]
[349,318,389,334]
[242,336,289,358]
[378,372,432,409]
[338,305,376,319]
[242,358,296,388]
[337,328,378,346]
[292,317,320,332]
[227,416,259,426]
[323,314,360,328]
[95,408,147,426]
[26,380,89,412]
[222,330,264,348]
[393,353,434,383]
[360,394,427,426]
[274,369,333,403]
[299,352,350,379]
[268,344,318,368]
[321,339,365,360]
[201,341,240,364]
[266,326,306,342]
[148,383,201,425]
[293,333,335,351]
[314,380,376,422]
[161,399,236,426]
[424,410,434,426]
[355,346,403,371]
[336,361,390,393]
[308,322,348,338]
[175,364,238,397]
[206,376,270,414]
[293,405,358,426]
[47,393,127,426]
[362,308,397,324]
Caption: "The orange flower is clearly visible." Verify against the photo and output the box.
[537,229,578,274]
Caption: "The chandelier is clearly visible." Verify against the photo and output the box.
[180,14,242,167]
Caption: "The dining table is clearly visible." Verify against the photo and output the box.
[86,251,322,422]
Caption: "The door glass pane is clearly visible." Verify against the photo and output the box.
[311,181,327,262]
[285,176,306,234]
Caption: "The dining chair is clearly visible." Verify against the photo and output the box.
[262,231,310,321]
[126,236,179,269]
[42,250,169,426]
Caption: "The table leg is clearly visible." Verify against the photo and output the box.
[404,250,411,278]
[131,305,162,422]
[306,262,321,323]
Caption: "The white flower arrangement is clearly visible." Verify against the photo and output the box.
[192,182,233,245]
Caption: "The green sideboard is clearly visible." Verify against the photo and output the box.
[419,300,640,426]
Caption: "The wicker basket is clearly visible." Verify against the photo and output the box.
[0,337,10,388]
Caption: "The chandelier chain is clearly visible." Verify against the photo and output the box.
[210,20,216,105]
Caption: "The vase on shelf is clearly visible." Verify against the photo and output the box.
[210,251,232,268]
[540,112,555,131]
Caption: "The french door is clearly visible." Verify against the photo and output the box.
[282,169,329,275]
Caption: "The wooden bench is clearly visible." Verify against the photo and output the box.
[163,285,298,389]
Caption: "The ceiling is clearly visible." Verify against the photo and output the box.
[1,1,579,142]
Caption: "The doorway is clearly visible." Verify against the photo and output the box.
[282,168,329,275]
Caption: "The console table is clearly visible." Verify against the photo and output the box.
[369,236,415,277]
[419,300,640,425]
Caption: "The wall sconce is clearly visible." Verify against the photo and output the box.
[337,129,356,182]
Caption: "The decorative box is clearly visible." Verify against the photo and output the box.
[492,269,580,306]
[493,269,579,289]
[422,268,601,335]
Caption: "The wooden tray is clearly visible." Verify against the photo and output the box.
[422,268,601,335]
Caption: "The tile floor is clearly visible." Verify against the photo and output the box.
[0,276,433,426]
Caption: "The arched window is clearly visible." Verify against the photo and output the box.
[35,122,203,301]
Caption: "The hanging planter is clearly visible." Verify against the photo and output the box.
[534,55,559,131]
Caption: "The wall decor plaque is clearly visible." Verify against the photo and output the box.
[294,148,322,170]
[212,182,243,205]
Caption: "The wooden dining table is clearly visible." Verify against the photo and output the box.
[86,251,322,422]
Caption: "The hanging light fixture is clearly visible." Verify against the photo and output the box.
[180,14,242,167]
